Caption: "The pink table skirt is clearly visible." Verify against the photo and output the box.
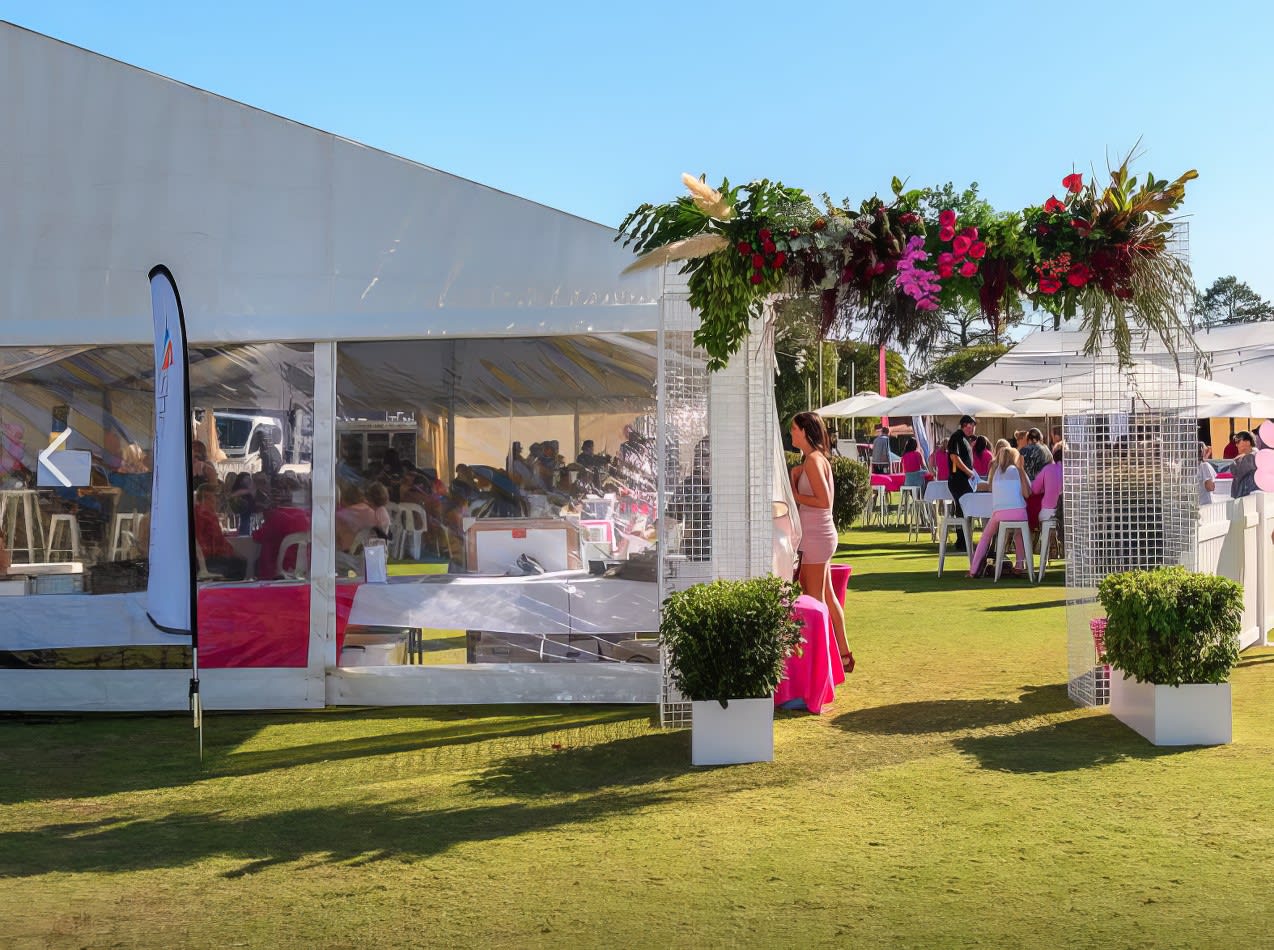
[199,582,359,668]
[829,564,852,607]
[774,594,847,714]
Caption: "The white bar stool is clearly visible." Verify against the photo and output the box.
[1036,512,1059,582]
[109,512,144,561]
[0,489,45,563]
[936,503,973,577]
[46,513,82,562]
[899,485,925,539]
[993,520,1034,582]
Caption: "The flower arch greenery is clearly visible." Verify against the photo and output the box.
[617,153,1197,371]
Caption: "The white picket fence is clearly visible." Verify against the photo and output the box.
[1196,492,1274,650]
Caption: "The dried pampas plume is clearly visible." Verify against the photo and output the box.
[622,233,730,273]
[681,173,734,220]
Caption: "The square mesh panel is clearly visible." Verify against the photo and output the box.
[1064,324,1198,706]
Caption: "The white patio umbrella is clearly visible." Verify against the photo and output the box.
[1187,394,1274,419]
[1020,366,1258,406]
[872,383,1016,418]
[815,391,891,417]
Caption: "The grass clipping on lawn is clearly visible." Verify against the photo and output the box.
[1,528,1272,949]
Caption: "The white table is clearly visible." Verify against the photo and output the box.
[958,492,994,520]
[348,569,659,635]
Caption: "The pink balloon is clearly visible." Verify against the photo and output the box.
[1256,468,1274,493]
[1260,420,1274,448]
[1258,448,1274,472]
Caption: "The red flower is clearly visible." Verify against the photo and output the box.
[1062,173,1083,193]
[937,252,955,266]
[773,251,787,268]
[1070,217,1093,237]
[812,218,827,232]
[752,254,765,269]
[959,226,979,241]
[969,240,987,260]
[759,228,771,241]
[1043,196,1065,214]
[953,235,972,256]
[899,211,920,226]
[750,272,764,285]
[938,263,954,279]
[1038,277,1062,294]
[959,261,978,278]
[939,226,955,242]
[1036,223,1051,236]
[939,209,957,228]
[788,227,800,237]
[762,240,776,254]
[737,242,752,255]
[1067,263,1092,287]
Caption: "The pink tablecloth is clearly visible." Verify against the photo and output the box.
[870,473,904,492]
[774,594,846,714]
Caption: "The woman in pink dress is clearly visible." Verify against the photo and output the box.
[790,412,852,671]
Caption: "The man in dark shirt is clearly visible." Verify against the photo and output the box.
[947,415,977,524]
[1020,427,1051,482]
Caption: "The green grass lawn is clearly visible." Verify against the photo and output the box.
[2,528,1272,949]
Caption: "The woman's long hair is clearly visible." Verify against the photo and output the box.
[995,445,1020,474]
[792,412,829,454]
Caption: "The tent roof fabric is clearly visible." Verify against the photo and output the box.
[966,324,1274,401]
[0,22,660,347]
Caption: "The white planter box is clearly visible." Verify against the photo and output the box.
[1109,671,1232,746]
[691,698,774,765]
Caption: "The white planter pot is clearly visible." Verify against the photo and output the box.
[1109,671,1232,746]
[691,698,774,765]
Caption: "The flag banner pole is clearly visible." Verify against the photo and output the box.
[146,265,202,759]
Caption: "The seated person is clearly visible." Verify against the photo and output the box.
[335,483,379,575]
[366,481,393,540]
[193,484,247,580]
[1029,442,1064,532]
[191,440,219,489]
[253,484,312,580]
[900,437,926,490]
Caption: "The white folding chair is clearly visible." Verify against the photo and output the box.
[395,503,428,560]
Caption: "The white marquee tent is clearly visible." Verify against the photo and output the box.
[0,23,781,713]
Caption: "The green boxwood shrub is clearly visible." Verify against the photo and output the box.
[661,575,805,707]
[1097,566,1242,686]
[784,452,870,531]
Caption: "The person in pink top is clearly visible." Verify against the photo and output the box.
[971,435,993,478]
[1029,442,1063,532]
[253,485,312,580]
[968,446,1032,578]
[929,444,950,481]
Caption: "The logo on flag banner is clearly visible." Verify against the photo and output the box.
[147,266,197,637]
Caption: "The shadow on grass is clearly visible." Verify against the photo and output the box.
[0,730,693,879]
[830,684,1072,736]
[0,706,652,806]
[985,599,1068,612]
[954,714,1188,773]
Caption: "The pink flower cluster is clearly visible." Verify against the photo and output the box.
[896,235,942,311]
[935,209,986,279]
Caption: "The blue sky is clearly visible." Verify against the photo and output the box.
[7,1,1274,307]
